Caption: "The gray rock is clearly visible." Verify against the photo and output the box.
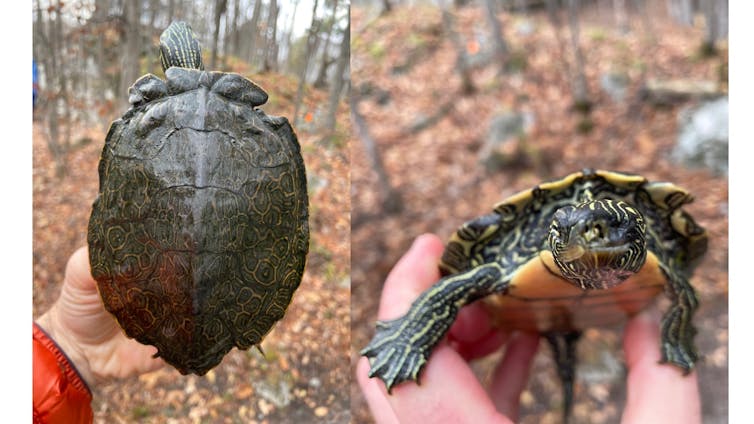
[600,72,629,102]
[673,97,728,175]
[478,111,535,170]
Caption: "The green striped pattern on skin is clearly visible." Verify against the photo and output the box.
[363,169,705,393]
[361,262,509,392]
[160,21,203,71]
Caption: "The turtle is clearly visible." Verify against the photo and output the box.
[361,169,706,419]
[87,21,309,375]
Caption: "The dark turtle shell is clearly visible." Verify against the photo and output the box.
[87,66,309,375]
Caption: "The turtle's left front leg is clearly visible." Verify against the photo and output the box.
[660,270,700,372]
[361,262,509,393]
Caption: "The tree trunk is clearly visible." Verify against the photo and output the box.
[149,0,160,29]
[544,0,572,78]
[33,0,48,93]
[352,96,403,214]
[612,0,629,33]
[54,0,72,148]
[44,2,66,176]
[263,0,280,72]
[701,0,728,55]
[283,0,300,72]
[314,0,340,88]
[247,0,263,66]
[231,0,241,57]
[566,0,591,112]
[632,0,655,40]
[482,0,508,75]
[381,0,392,15]
[168,0,176,21]
[120,0,141,105]
[293,0,321,125]
[441,8,475,94]
[211,0,227,70]
[668,0,694,26]
[324,14,349,133]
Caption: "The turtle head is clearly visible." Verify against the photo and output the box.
[548,199,647,290]
[159,21,204,72]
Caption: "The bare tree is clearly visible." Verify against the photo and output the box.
[282,0,300,72]
[482,0,509,74]
[701,0,728,55]
[566,0,592,112]
[148,0,160,29]
[381,0,392,15]
[613,0,629,33]
[229,0,241,57]
[168,0,176,21]
[33,0,48,95]
[293,0,321,125]
[668,0,694,26]
[314,0,340,88]
[352,96,404,215]
[442,8,475,94]
[211,0,228,69]
[120,1,141,103]
[324,14,349,133]
[262,0,280,72]
[247,0,264,66]
[632,0,655,40]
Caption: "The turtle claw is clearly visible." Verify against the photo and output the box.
[361,316,430,393]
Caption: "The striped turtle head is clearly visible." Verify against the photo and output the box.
[548,199,647,290]
[160,21,204,72]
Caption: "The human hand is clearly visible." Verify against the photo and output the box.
[357,234,540,423]
[357,234,703,423]
[621,308,701,423]
[36,247,165,387]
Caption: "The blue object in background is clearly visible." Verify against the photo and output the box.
[33,60,39,108]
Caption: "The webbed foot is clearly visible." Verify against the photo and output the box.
[360,316,431,393]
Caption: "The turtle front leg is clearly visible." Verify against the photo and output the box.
[361,262,509,393]
[660,272,699,372]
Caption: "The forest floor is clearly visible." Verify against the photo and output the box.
[351,2,728,424]
[32,69,352,423]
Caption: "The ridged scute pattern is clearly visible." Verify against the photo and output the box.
[88,67,308,375]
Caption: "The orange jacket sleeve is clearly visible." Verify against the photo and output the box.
[33,323,93,424]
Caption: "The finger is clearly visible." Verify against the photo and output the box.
[489,332,540,419]
[64,246,97,293]
[385,345,514,423]
[57,247,123,343]
[621,309,701,424]
[366,234,512,422]
[377,233,445,320]
[449,302,507,361]
[357,357,400,424]
[382,234,505,359]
